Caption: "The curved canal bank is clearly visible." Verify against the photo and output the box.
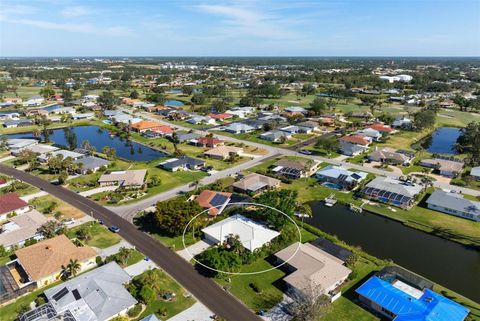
[305,202,480,302]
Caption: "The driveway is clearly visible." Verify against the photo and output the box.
[124,259,157,277]
[0,155,15,163]
[167,302,215,321]
[261,296,292,321]
[20,191,48,202]
[79,185,118,197]
[177,239,215,261]
[95,240,134,258]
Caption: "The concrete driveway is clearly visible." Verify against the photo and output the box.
[167,302,215,321]
[124,259,157,277]
[95,240,134,258]
[177,239,215,261]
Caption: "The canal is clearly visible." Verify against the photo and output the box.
[7,125,168,162]
[305,202,480,302]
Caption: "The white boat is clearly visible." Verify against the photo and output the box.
[324,194,337,207]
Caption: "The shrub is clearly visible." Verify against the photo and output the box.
[139,285,156,305]
[95,256,103,266]
[35,296,46,306]
[249,282,262,293]
[127,304,142,317]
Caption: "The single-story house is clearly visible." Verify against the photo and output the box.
[367,123,396,134]
[196,190,232,216]
[470,166,480,180]
[0,193,30,221]
[71,112,95,120]
[225,107,256,118]
[361,177,423,208]
[339,135,371,156]
[260,130,292,142]
[355,128,383,141]
[203,146,243,160]
[103,110,124,119]
[223,123,255,134]
[202,214,279,251]
[419,158,464,177]
[38,150,84,162]
[0,210,49,250]
[98,169,147,188]
[73,156,111,174]
[315,165,367,190]
[232,173,281,194]
[187,116,216,125]
[113,114,142,125]
[284,106,307,113]
[52,107,76,115]
[130,120,164,133]
[368,148,413,166]
[392,116,412,128]
[6,138,38,152]
[11,144,59,156]
[272,158,320,179]
[15,235,96,287]
[297,120,320,131]
[22,96,44,107]
[280,125,311,134]
[159,156,205,172]
[3,119,34,128]
[426,190,480,222]
[192,136,224,148]
[22,262,137,321]
[175,132,201,143]
[356,274,469,321]
[207,113,233,121]
[275,242,351,300]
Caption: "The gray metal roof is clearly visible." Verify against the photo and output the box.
[73,156,110,170]
[470,166,480,177]
[426,190,480,216]
[363,177,422,198]
[44,262,137,321]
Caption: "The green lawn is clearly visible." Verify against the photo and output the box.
[0,183,39,196]
[133,270,196,320]
[66,222,121,248]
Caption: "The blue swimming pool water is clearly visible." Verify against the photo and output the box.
[165,100,185,107]
[322,182,342,190]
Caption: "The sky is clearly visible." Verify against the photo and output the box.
[0,0,479,57]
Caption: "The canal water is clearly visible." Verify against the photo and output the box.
[7,125,168,162]
[305,202,480,302]
[424,127,462,154]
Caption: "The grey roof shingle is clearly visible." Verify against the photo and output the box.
[426,190,480,216]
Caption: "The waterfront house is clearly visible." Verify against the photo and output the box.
[0,210,49,250]
[98,169,147,188]
[175,132,201,143]
[112,113,142,125]
[426,190,480,221]
[3,119,34,128]
[223,122,255,134]
[6,138,38,152]
[14,235,96,288]
[203,146,243,160]
[368,147,413,166]
[22,96,44,107]
[315,165,367,190]
[73,156,111,174]
[130,120,164,133]
[392,115,412,129]
[361,177,422,208]
[202,214,279,250]
[232,173,281,194]
[196,190,232,216]
[52,107,76,115]
[356,267,469,321]
[367,123,396,134]
[0,193,30,221]
[159,156,205,172]
[11,144,59,157]
[71,112,94,120]
[272,159,320,179]
[339,135,371,156]
[275,242,351,301]
[38,150,84,162]
[419,158,464,177]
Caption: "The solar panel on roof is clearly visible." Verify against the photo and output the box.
[72,289,81,300]
[52,287,69,301]
[210,194,228,207]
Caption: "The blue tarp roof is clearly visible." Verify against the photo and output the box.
[356,276,469,321]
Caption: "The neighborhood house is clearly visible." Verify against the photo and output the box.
[232,173,281,194]
[361,177,422,208]
[196,190,232,216]
[98,169,147,188]
[426,190,480,222]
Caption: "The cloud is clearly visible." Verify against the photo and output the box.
[61,5,91,17]
[3,18,132,36]
[0,4,36,16]
[195,4,306,40]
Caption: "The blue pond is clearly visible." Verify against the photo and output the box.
[424,127,461,154]
[165,100,185,107]
[7,125,168,162]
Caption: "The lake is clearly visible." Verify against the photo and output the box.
[165,100,185,107]
[7,125,168,162]
[305,202,480,302]
[424,127,462,154]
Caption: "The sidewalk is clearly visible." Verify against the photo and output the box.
[94,240,134,258]
[0,156,15,163]
[167,302,215,321]
[177,239,214,261]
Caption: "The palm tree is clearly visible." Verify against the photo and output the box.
[64,259,81,278]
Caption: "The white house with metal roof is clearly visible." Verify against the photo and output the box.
[426,190,480,221]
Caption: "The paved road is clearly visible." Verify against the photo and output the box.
[0,164,261,321]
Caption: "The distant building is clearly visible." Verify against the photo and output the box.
[426,190,480,221]
[339,135,371,156]
[159,156,205,172]
[260,130,292,143]
[470,166,480,180]
[420,158,464,177]
[368,148,412,166]
[223,123,255,134]
[232,173,281,194]
[203,146,242,160]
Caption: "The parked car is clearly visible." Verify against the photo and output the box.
[62,218,75,225]
[109,225,120,233]
[299,149,312,155]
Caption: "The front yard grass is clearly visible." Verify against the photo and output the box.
[29,194,85,219]
[66,221,121,249]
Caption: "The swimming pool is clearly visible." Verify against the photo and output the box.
[322,182,343,190]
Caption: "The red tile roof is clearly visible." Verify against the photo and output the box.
[0,193,29,215]
[340,135,370,146]
[207,113,233,119]
[368,123,395,133]
[196,190,232,216]
[151,125,174,134]
[197,136,223,147]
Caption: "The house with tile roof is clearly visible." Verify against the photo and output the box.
[203,146,243,160]
[367,123,396,134]
[202,214,279,251]
[0,193,30,221]
[339,135,372,156]
[196,190,232,216]
[275,242,351,300]
[15,235,96,287]
[192,136,224,148]
[207,113,233,120]
[0,210,49,250]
